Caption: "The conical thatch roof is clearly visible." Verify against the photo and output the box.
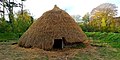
[18,5,88,49]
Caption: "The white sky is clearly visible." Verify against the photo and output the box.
[21,0,120,19]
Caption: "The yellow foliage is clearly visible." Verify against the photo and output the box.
[101,18,106,27]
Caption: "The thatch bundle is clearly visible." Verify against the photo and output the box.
[18,5,88,50]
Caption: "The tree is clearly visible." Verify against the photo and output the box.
[0,0,5,20]
[80,13,96,32]
[90,3,118,32]
[0,0,32,33]
[0,18,12,33]
[71,15,82,22]
[82,12,90,24]
[91,3,117,18]
[14,10,33,33]
[0,10,33,33]
[0,0,26,23]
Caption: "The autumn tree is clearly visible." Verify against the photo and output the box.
[90,3,118,32]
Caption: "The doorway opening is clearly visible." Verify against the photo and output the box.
[53,39,64,49]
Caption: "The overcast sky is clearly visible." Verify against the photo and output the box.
[21,0,120,19]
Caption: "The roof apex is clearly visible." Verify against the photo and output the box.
[52,5,61,11]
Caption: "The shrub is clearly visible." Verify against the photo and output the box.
[0,33,23,42]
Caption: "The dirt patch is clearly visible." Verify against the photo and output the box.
[1,41,120,60]
[0,42,96,60]
[13,45,95,60]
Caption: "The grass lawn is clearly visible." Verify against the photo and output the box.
[73,47,120,60]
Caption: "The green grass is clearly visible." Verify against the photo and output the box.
[85,32,120,41]
[85,32,120,48]
[72,47,120,60]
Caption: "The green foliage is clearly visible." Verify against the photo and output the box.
[82,12,90,23]
[14,10,33,33]
[79,23,95,32]
[0,33,22,42]
[0,20,12,33]
[0,10,33,33]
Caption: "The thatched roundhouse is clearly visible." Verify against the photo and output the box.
[18,5,88,50]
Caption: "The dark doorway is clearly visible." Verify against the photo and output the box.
[53,39,64,49]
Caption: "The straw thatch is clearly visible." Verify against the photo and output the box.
[18,5,88,50]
